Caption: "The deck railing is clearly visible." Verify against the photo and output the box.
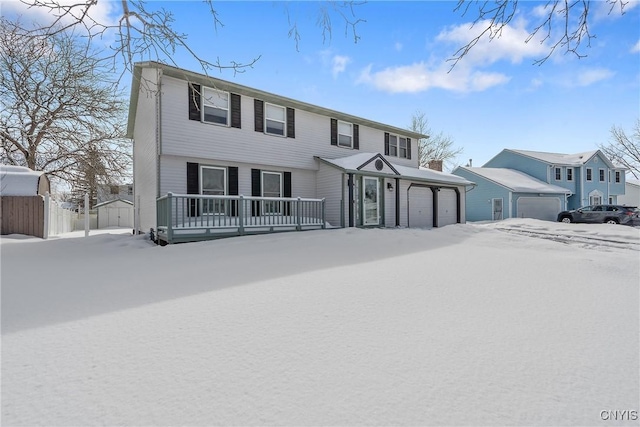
[156,193,326,244]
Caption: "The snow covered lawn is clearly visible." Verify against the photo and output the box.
[2,220,639,426]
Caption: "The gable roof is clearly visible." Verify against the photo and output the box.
[457,167,572,194]
[94,198,134,209]
[127,61,428,141]
[317,153,473,186]
[494,149,619,169]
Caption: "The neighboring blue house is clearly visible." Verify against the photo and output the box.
[452,149,627,222]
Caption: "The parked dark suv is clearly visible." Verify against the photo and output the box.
[557,205,639,225]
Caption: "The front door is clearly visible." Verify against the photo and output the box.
[492,198,503,220]
[363,177,380,226]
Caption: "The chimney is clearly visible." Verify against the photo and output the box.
[428,159,443,172]
[469,159,472,167]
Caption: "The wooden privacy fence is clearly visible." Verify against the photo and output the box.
[1,194,80,239]
[1,196,45,238]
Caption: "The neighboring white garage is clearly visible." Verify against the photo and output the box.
[96,199,134,229]
[438,188,458,226]
[408,186,433,228]
[516,197,561,221]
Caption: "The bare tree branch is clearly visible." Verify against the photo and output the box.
[408,111,464,172]
[599,119,640,180]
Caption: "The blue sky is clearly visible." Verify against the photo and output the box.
[6,0,640,169]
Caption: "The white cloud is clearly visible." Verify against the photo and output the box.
[356,61,510,94]
[575,68,615,86]
[632,40,640,54]
[435,18,550,66]
[331,55,351,78]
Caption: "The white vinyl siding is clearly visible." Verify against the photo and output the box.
[133,67,160,232]
[161,77,419,170]
[316,162,344,227]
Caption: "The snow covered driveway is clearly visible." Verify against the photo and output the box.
[2,219,638,426]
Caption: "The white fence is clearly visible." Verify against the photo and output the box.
[43,194,97,238]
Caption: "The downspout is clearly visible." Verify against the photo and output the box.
[580,164,585,206]
[433,187,439,227]
[508,192,513,218]
[156,68,163,199]
[395,177,400,226]
[348,173,354,227]
[455,188,461,223]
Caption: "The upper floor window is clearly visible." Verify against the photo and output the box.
[387,133,409,159]
[599,169,605,182]
[615,171,621,183]
[338,121,353,148]
[202,88,229,125]
[554,167,561,180]
[586,168,593,181]
[567,168,573,181]
[265,103,286,136]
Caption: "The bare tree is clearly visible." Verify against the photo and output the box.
[451,0,630,68]
[11,0,365,79]
[599,119,640,180]
[0,18,131,201]
[409,111,463,172]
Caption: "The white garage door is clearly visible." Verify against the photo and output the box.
[438,189,458,227]
[408,186,433,228]
[516,197,561,221]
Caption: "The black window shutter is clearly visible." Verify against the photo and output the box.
[188,83,201,121]
[230,93,241,128]
[353,124,359,150]
[228,166,239,216]
[384,133,390,155]
[187,162,199,217]
[254,99,264,132]
[330,118,338,146]
[407,137,411,159]
[251,168,261,216]
[286,107,295,138]
[283,172,292,216]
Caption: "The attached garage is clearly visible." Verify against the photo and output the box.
[408,186,433,228]
[516,197,561,221]
[96,199,134,229]
[437,188,458,226]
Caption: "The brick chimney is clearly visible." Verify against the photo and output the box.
[428,159,443,171]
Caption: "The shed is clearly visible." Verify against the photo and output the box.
[0,165,50,196]
[95,199,134,228]
[0,165,51,238]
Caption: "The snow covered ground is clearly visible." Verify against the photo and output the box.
[1,219,639,426]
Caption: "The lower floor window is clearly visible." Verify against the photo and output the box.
[262,171,282,214]
[201,166,226,214]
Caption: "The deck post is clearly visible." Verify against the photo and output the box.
[321,198,326,229]
[296,197,302,231]
[166,192,173,244]
[238,195,245,235]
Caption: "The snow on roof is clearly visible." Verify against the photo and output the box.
[0,165,46,196]
[508,149,603,166]
[317,153,473,186]
[460,167,572,193]
[94,198,134,208]
[626,179,640,188]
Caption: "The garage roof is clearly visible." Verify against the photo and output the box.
[457,167,572,194]
[316,152,473,186]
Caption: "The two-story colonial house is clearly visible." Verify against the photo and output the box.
[452,149,627,222]
[127,62,472,243]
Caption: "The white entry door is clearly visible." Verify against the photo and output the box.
[363,177,380,226]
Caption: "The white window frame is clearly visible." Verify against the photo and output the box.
[337,120,353,148]
[200,166,227,215]
[554,167,561,181]
[388,134,398,157]
[201,87,229,126]
[586,168,593,182]
[261,171,283,214]
[567,168,573,181]
[399,137,408,159]
[599,168,605,182]
[264,103,286,137]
